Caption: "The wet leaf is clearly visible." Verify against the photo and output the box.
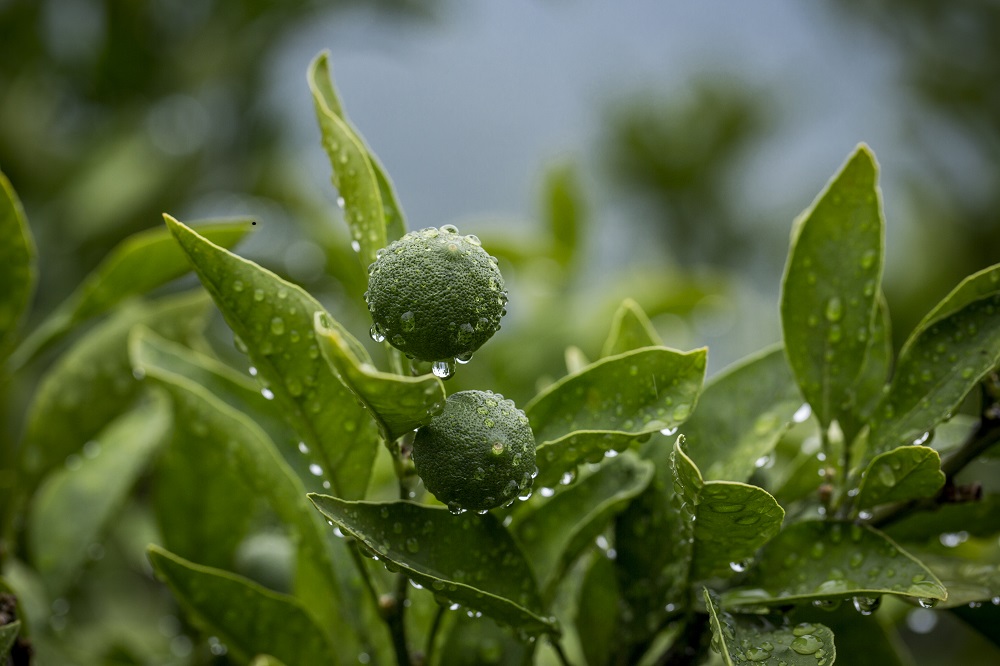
[576,554,620,666]
[512,453,653,596]
[601,298,662,358]
[147,546,336,665]
[12,220,252,368]
[309,495,558,635]
[704,588,836,666]
[856,446,945,510]
[0,620,20,659]
[545,162,585,270]
[438,613,532,666]
[781,144,884,429]
[308,52,388,267]
[672,437,785,581]
[885,495,1000,544]
[682,345,802,482]
[722,521,947,608]
[527,346,706,488]
[0,171,36,360]
[144,367,355,644]
[906,550,1000,609]
[866,289,1000,459]
[20,291,210,485]
[314,311,444,443]
[839,293,893,446]
[792,603,910,666]
[27,397,171,594]
[165,215,380,500]
[916,263,1000,330]
[613,436,688,644]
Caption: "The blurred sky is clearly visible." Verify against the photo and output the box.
[270,0,906,236]
[261,0,918,367]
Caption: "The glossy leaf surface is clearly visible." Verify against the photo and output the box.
[0,171,35,358]
[840,294,892,445]
[20,291,209,484]
[308,53,387,267]
[781,145,883,428]
[704,589,836,666]
[513,453,653,594]
[601,298,662,358]
[28,397,171,593]
[145,367,352,641]
[856,446,945,510]
[909,551,1000,609]
[165,215,379,499]
[527,346,706,488]
[682,345,802,482]
[314,311,444,443]
[148,546,336,665]
[309,495,558,635]
[867,290,1000,458]
[672,438,784,581]
[723,521,946,607]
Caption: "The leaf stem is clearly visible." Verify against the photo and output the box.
[384,573,413,666]
[549,637,572,666]
[424,604,446,665]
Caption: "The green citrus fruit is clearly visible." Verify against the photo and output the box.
[365,225,506,363]
[412,390,536,513]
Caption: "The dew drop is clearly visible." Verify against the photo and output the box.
[560,470,577,486]
[852,595,881,615]
[792,403,812,423]
[540,487,555,498]
[297,441,309,454]
[917,598,938,609]
[351,240,361,253]
[432,360,455,379]
[253,288,265,302]
[261,388,275,400]
[309,463,323,477]
[825,297,843,322]
[789,634,822,655]
[860,249,877,269]
[232,280,244,292]
[270,317,285,336]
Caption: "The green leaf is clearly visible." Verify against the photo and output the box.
[867,286,1000,459]
[780,144,884,428]
[856,446,945,510]
[0,171,36,359]
[437,613,532,666]
[512,453,653,595]
[682,345,803,482]
[164,215,380,500]
[544,162,585,269]
[308,52,389,267]
[917,263,1000,330]
[0,620,20,660]
[840,293,892,445]
[314,311,445,443]
[722,521,947,608]
[143,366,355,645]
[19,291,210,484]
[600,298,662,358]
[672,437,784,581]
[249,657,287,666]
[309,495,558,635]
[576,554,620,666]
[885,495,1000,544]
[793,604,911,666]
[527,346,706,488]
[27,397,171,593]
[11,220,253,369]
[704,589,836,666]
[147,546,337,665]
[907,550,1000,609]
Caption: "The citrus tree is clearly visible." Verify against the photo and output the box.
[1,51,1000,665]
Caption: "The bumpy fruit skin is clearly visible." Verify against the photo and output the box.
[365,225,506,363]
[412,390,536,512]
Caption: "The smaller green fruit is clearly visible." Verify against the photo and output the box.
[412,390,536,513]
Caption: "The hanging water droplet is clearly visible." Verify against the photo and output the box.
[309,463,323,477]
[560,470,576,486]
[729,560,750,573]
[351,240,361,253]
[792,403,812,423]
[852,595,881,615]
[447,502,464,515]
[432,360,455,379]
[370,324,386,343]
[261,387,275,400]
[540,487,555,498]
[455,351,474,365]
[917,598,938,609]
[660,426,679,436]
[297,441,309,454]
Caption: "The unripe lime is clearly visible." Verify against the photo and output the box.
[365,225,506,363]
[412,390,536,513]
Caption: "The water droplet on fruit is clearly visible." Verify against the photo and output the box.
[400,311,415,331]
[370,324,385,343]
[432,360,455,379]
